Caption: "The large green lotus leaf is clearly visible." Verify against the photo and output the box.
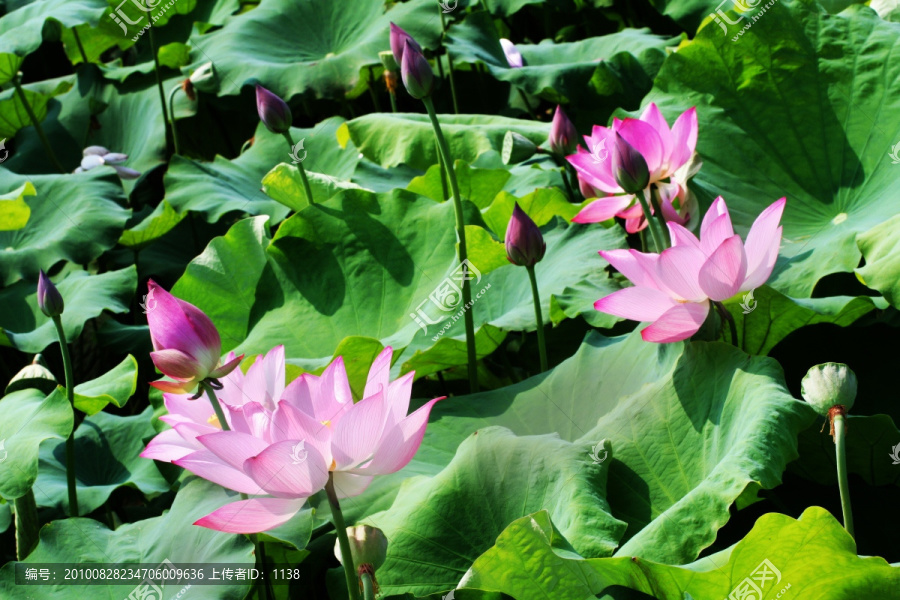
[0,180,35,230]
[0,388,72,500]
[0,79,73,139]
[407,160,511,209]
[856,214,900,309]
[645,0,900,297]
[164,117,358,223]
[446,12,672,103]
[0,0,107,84]
[0,266,136,353]
[578,341,814,563]
[0,477,254,600]
[72,354,138,415]
[34,407,170,515]
[185,0,442,99]
[118,200,186,250]
[364,429,626,596]
[461,507,900,599]
[721,285,887,355]
[345,113,549,170]
[646,0,866,31]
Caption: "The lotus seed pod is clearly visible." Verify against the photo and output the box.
[6,354,57,395]
[501,131,537,165]
[801,362,857,416]
[334,525,388,571]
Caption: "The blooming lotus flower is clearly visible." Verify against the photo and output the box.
[500,39,523,68]
[400,39,434,99]
[594,196,785,342]
[37,270,64,317]
[505,203,545,267]
[146,280,243,394]
[141,346,443,533]
[389,22,421,67]
[549,106,578,156]
[73,146,141,180]
[255,84,292,134]
[577,179,698,234]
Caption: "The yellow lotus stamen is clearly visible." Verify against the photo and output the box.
[207,414,222,429]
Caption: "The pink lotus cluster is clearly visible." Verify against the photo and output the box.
[142,343,441,533]
[595,197,785,342]
[568,103,700,233]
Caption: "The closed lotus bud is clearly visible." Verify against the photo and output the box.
[389,23,421,68]
[502,131,538,165]
[255,84,292,134]
[37,270,64,318]
[499,38,523,68]
[801,363,857,416]
[505,203,546,267]
[610,132,649,194]
[334,525,388,571]
[549,106,578,156]
[5,354,57,396]
[400,40,434,99]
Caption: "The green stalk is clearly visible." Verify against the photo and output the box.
[326,474,362,600]
[366,66,382,112]
[439,11,459,114]
[634,188,665,252]
[283,131,315,205]
[648,184,671,248]
[422,96,478,393]
[14,489,40,560]
[51,317,78,517]
[147,28,173,156]
[71,27,89,66]
[388,90,398,113]
[361,571,375,600]
[167,85,182,156]
[13,77,66,173]
[833,411,855,538]
[526,265,548,372]
[516,88,536,120]
[436,135,449,201]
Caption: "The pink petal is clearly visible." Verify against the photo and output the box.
[164,391,214,423]
[699,235,748,301]
[194,497,307,533]
[668,107,698,170]
[330,390,386,470]
[572,196,633,223]
[363,347,393,399]
[700,212,736,256]
[743,198,786,290]
[146,280,221,373]
[594,287,678,322]
[667,222,701,250]
[149,379,200,395]
[209,354,245,380]
[567,146,621,194]
[639,103,675,163]
[174,450,264,495]
[616,118,664,177]
[150,349,205,382]
[141,428,198,462]
[598,249,661,290]
[700,197,729,242]
[227,401,272,441]
[641,301,710,343]
[655,245,708,302]
[196,430,271,470]
[352,397,442,475]
[243,440,330,498]
[624,214,648,234]
[383,371,414,432]
[331,472,373,499]
[268,400,333,460]
[241,346,285,411]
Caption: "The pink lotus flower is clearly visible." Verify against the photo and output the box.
[146,280,243,394]
[594,197,785,343]
[500,39,523,68]
[569,103,700,232]
[142,346,442,533]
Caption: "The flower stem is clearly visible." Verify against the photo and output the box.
[52,316,78,517]
[361,570,375,600]
[167,85,182,156]
[526,265,548,372]
[435,135,449,200]
[14,489,39,560]
[648,184,671,248]
[713,301,739,347]
[71,27,89,66]
[422,96,478,393]
[634,188,665,252]
[326,474,361,600]
[148,27,173,157]
[832,409,855,538]
[439,11,459,114]
[388,90,398,113]
[202,382,231,432]
[13,77,66,173]
[283,131,315,205]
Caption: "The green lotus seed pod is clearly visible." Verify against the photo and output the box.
[379,50,399,72]
[334,525,388,571]
[800,362,857,416]
[502,131,537,165]
[6,354,58,396]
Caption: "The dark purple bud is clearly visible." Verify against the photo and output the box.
[549,106,578,156]
[255,84,292,134]
[390,22,421,69]
[505,203,546,267]
[400,40,434,100]
[611,132,650,194]
[37,270,64,317]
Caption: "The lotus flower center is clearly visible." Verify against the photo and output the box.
[321,420,332,427]
[832,212,848,225]
[207,414,222,429]
[330,459,337,471]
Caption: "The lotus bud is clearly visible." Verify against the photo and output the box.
[389,22,421,67]
[610,132,649,194]
[549,106,578,156]
[501,131,538,165]
[801,363,857,416]
[5,354,57,395]
[500,38,523,68]
[189,61,218,94]
[334,525,388,571]
[400,40,434,99]
[505,203,545,267]
[255,84,292,134]
[37,270,64,318]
